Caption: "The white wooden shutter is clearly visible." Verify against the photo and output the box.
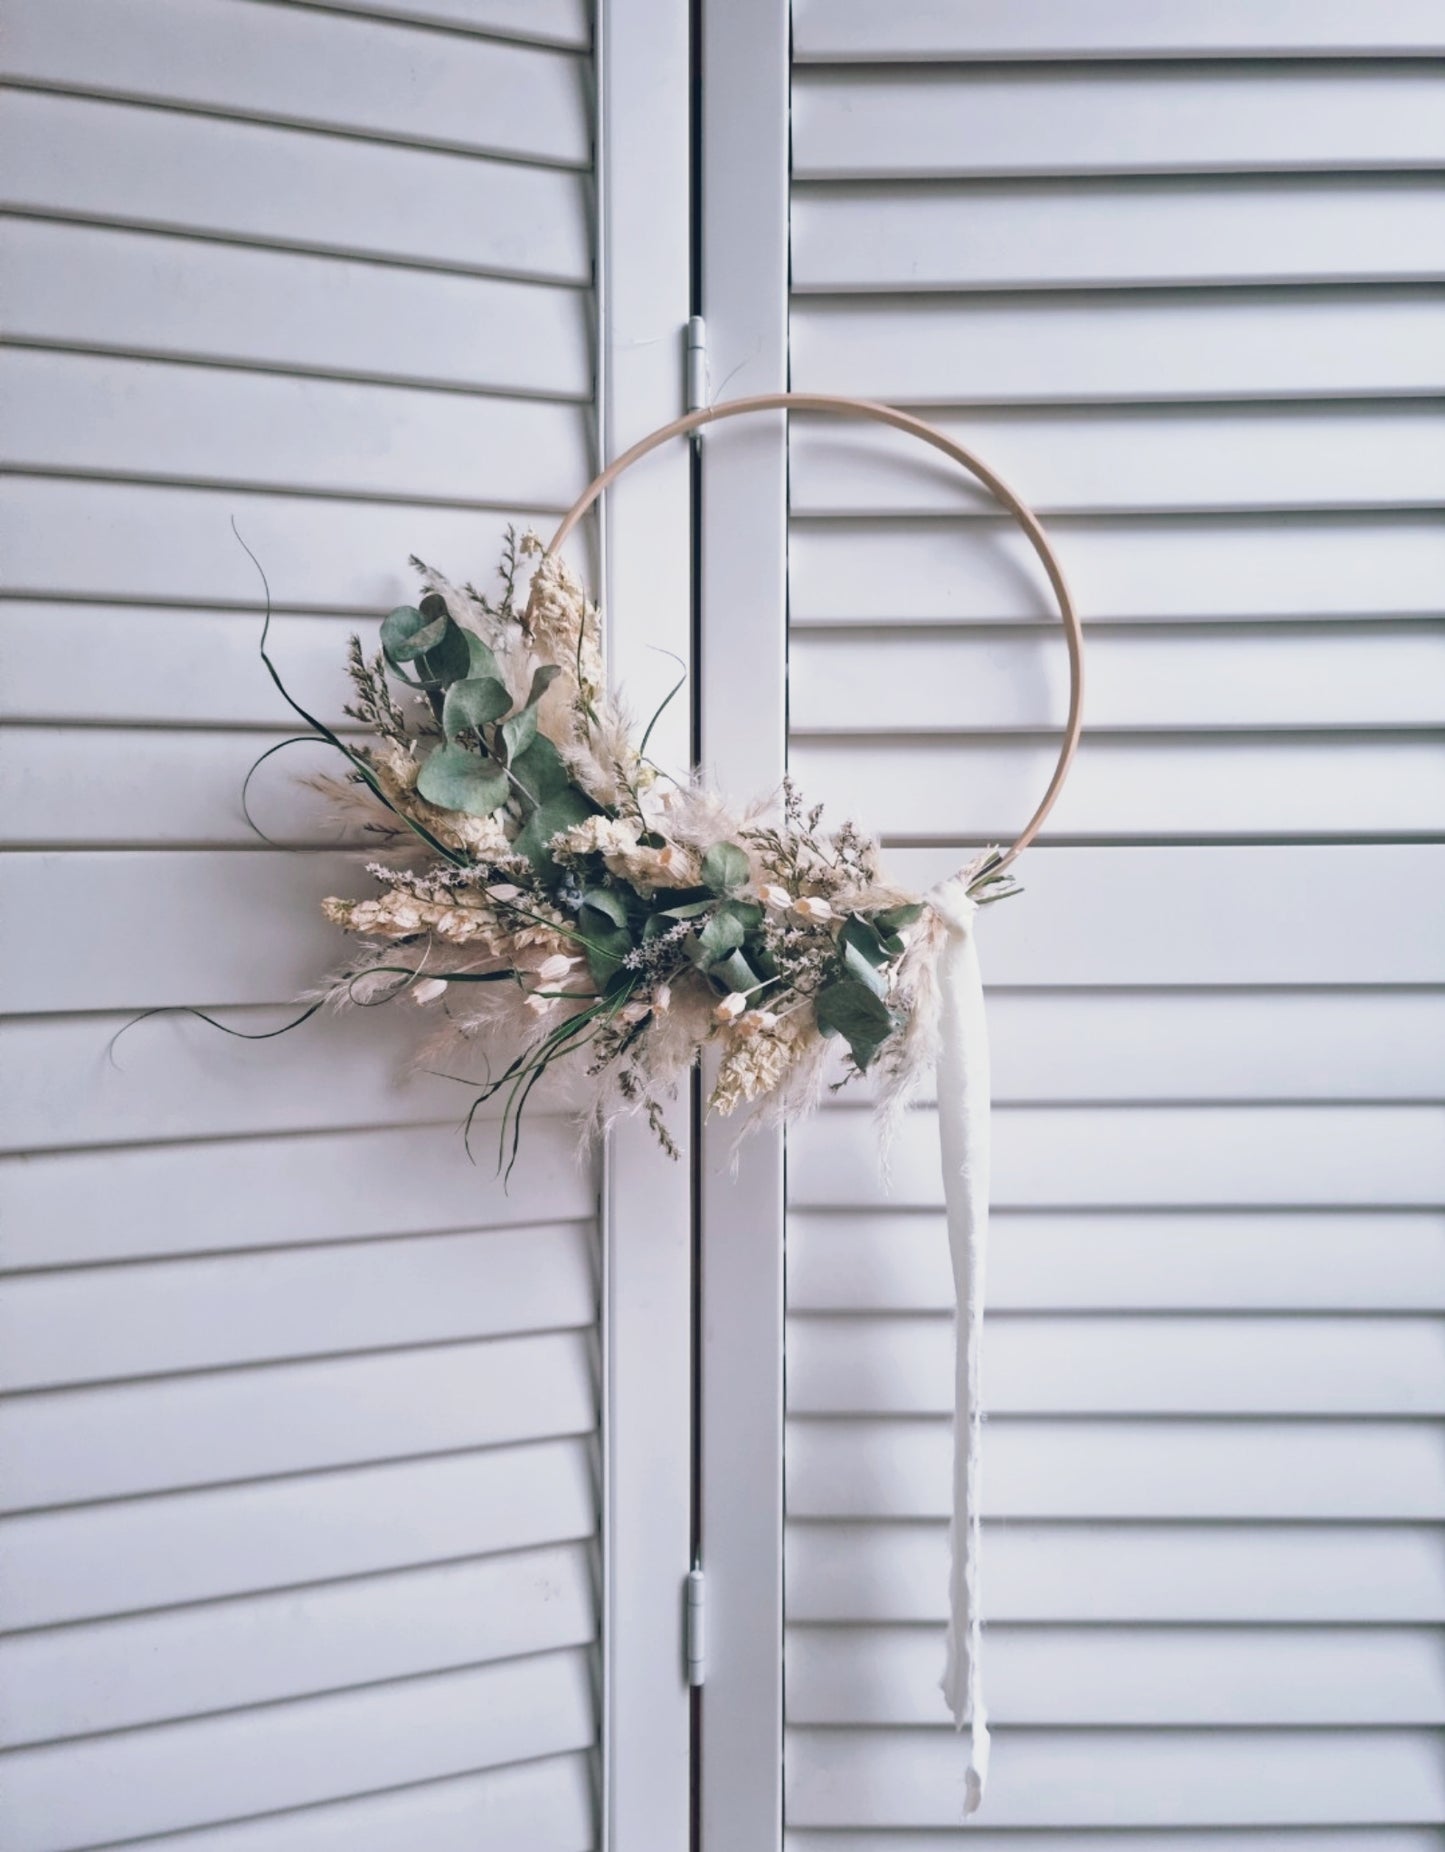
[780,2,1445,1841]
[0,4,624,1847]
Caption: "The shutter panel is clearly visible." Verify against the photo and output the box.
[783,6,1445,1842]
[0,5,604,1848]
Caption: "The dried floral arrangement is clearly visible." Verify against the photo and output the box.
[251,528,1016,1176]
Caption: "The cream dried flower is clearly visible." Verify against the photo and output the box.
[323,890,496,947]
[370,741,511,858]
[759,884,792,912]
[410,977,448,1005]
[607,840,699,891]
[560,815,642,860]
[792,895,835,924]
[519,535,604,709]
[710,1014,812,1115]
[713,992,749,1024]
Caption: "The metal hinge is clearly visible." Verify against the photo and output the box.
[685,1563,706,1687]
[685,316,708,415]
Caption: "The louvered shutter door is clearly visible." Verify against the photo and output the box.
[782,3,1445,1841]
[0,4,609,1847]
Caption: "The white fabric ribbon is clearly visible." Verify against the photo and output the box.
[927,876,992,1813]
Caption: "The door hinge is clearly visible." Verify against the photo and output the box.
[685,316,708,415]
[685,1563,706,1687]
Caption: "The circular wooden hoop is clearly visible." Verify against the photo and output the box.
[548,392,1084,870]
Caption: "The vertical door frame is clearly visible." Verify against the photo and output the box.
[695,1,792,1847]
[596,3,695,1847]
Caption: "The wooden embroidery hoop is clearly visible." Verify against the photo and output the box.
[549,392,1084,871]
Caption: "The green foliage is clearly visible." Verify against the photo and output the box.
[690,908,746,970]
[709,948,762,995]
[464,631,504,682]
[508,732,572,806]
[415,741,510,816]
[839,912,892,969]
[872,901,924,935]
[442,675,512,739]
[578,887,635,988]
[499,664,561,765]
[380,596,472,688]
[513,789,598,872]
[814,971,897,1071]
[701,841,750,894]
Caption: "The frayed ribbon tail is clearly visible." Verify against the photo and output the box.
[929,878,992,1814]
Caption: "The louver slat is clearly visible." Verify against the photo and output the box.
[783,13,1445,1841]
[0,2,603,1844]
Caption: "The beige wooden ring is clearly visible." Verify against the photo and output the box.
[549,392,1083,870]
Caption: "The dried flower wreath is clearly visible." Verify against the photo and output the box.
[190,394,1083,1816]
[284,526,1019,1172]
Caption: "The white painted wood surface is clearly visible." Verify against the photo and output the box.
[794,0,1445,62]
[777,6,1445,1842]
[593,1,695,1843]
[695,2,791,1848]
[0,4,614,1846]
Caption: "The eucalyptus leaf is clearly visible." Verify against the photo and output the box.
[380,602,471,687]
[526,662,563,705]
[840,912,890,969]
[380,603,447,664]
[499,664,562,764]
[500,704,539,764]
[841,939,890,999]
[508,732,574,807]
[464,631,504,682]
[814,975,897,1070]
[718,896,764,932]
[709,949,760,995]
[690,909,745,969]
[580,887,631,930]
[442,675,512,739]
[701,841,750,895]
[513,786,599,872]
[416,741,510,817]
[873,901,924,935]
[578,897,633,987]
[751,941,781,982]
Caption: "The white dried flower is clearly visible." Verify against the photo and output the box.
[536,952,579,985]
[654,982,672,1013]
[709,1012,812,1116]
[639,784,679,823]
[760,884,792,912]
[619,1000,651,1024]
[609,839,699,891]
[791,895,834,924]
[713,992,749,1024]
[410,977,448,1005]
[561,815,642,859]
[525,992,559,1016]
